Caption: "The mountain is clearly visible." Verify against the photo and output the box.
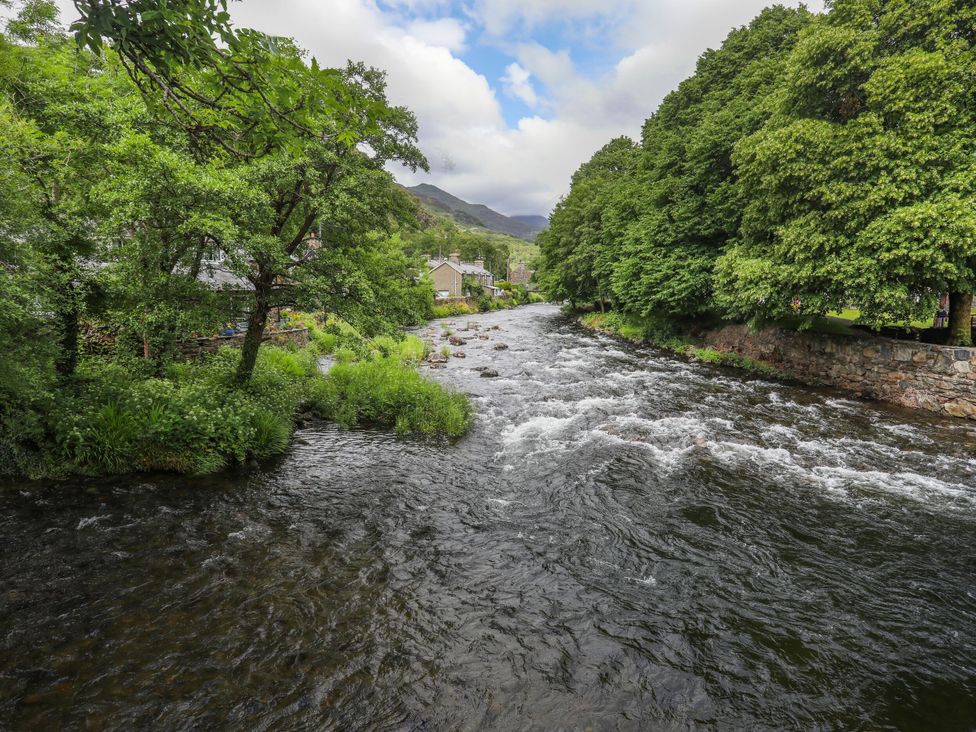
[510,215,549,232]
[407,183,547,241]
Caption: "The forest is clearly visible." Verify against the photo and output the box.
[0,0,473,479]
[537,0,976,347]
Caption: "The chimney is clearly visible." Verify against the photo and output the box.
[449,251,460,265]
[474,257,484,270]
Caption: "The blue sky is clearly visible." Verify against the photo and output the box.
[54,0,824,216]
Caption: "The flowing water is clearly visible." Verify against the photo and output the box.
[2,304,975,731]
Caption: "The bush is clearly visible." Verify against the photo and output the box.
[431,301,477,318]
[307,357,471,437]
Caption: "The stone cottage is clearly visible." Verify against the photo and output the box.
[429,251,503,299]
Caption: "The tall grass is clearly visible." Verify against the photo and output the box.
[308,357,471,437]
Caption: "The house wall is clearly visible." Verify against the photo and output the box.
[702,324,976,420]
[430,264,462,297]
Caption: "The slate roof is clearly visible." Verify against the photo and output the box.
[428,258,493,278]
[196,260,253,291]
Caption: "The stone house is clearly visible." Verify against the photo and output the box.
[429,251,503,298]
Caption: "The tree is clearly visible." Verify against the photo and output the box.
[218,58,426,383]
[0,24,134,377]
[536,6,812,317]
[536,137,640,308]
[716,0,976,344]
[610,5,812,319]
[90,132,247,362]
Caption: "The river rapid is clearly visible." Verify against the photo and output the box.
[2,304,975,730]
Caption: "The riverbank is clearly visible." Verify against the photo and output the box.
[578,312,786,378]
[578,310,976,421]
[432,290,547,318]
[0,317,471,482]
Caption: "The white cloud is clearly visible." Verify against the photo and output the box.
[470,0,637,36]
[405,17,467,52]
[500,63,539,108]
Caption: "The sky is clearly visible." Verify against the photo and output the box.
[55,0,824,217]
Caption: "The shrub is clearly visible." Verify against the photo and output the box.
[307,357,471,437]
[334,347,358,364]
[431,301,477,318]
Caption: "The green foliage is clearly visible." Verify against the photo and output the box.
[431,301,478,318]
[308,357,471,437]
[714,0,976,339]
[0,5,470,480]
[538,7,813,318]
[579,311,784,378]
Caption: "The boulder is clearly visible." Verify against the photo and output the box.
[427,352,448,364]
[480,369,499,378]
[453,351,466,358]
[494,343,509,351]
[449,336,465,346]
[479,335,490,340]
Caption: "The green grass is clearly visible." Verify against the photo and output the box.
[432,301,478,318]
[307,357,472,437]
[826,308,931,330]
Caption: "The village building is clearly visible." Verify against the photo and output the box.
[428,251,504,299]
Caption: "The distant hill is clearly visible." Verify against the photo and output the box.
[407,183,547,242]
[510,215,549,232]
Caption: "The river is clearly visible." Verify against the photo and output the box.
[2,304,975,730]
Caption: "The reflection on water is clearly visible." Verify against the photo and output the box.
[2,305,975,730]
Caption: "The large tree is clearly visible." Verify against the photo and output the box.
[536,6,812,316]
[215,55,426,383]
[536,136,639,309]
[610,5,813,319]
[716,0,976,343]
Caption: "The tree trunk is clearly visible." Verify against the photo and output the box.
[55,295,79,380]
[947,291,973,346]
[235,291,270,384]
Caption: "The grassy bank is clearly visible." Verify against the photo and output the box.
[1,316,471,481]
[431,290,547,319]
[578,311,785,379]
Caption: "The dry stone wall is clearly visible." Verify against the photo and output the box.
[177,327,309,360]
[703,325,976,420]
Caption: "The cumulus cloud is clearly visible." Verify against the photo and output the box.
[500,63,539,108]
[405,17,467,52]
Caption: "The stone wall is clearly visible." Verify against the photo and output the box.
[434,296,479,308]
[176,327,309,360]
[703,324,976,420]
